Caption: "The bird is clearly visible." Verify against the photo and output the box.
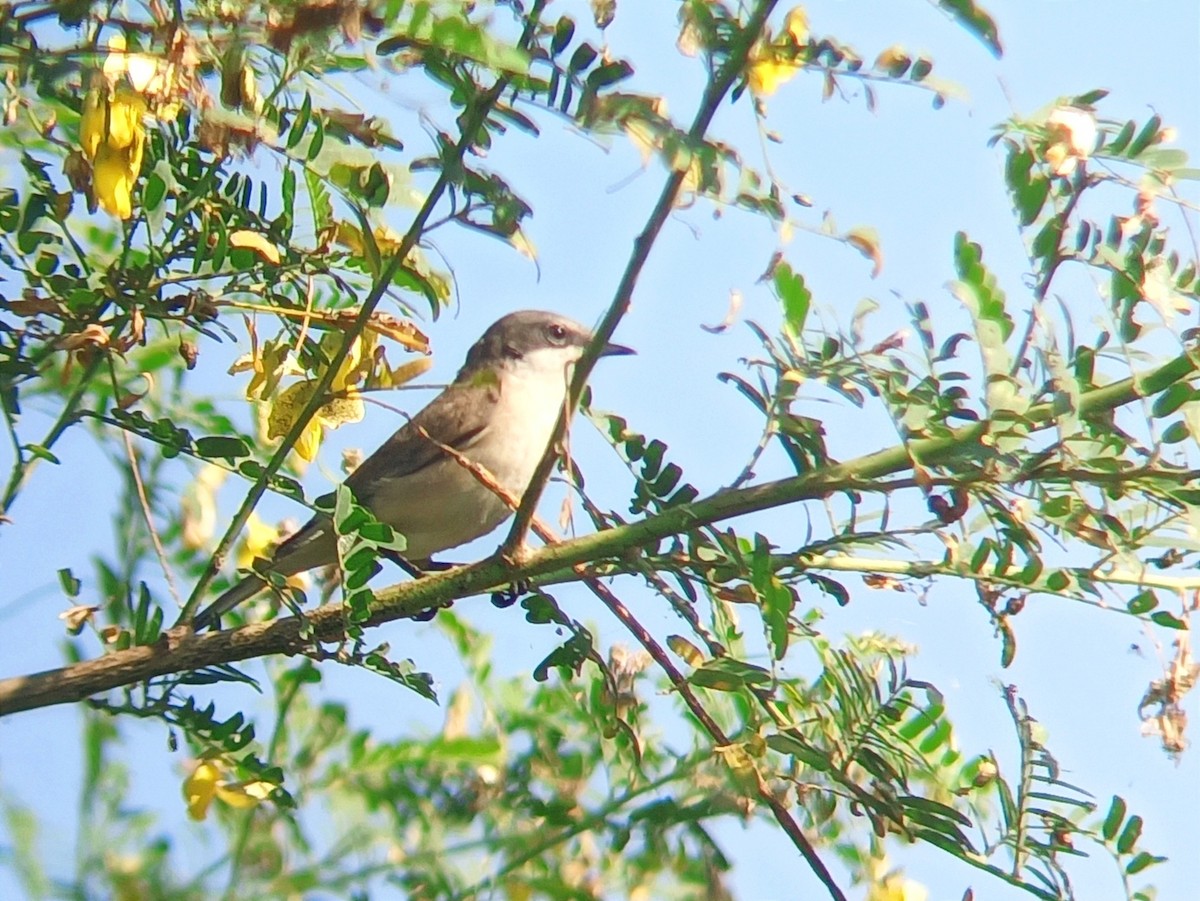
[192,310,634,630]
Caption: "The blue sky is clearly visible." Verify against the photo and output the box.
[2,2,1199,899]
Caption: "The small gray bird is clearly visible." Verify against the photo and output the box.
[193,310,633,630]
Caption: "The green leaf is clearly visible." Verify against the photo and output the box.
[586,60,633,92]
[1116,814,1143,854]
[1151,382,1194,418]
[937,0,1002,57]
[1126,590,1158,615]
[57,567,81,598]
[689,657,772,692]
[568,42,598,74]
[773,261,811,334]
[855,747,901,783]
[144,172,167,211]
[762,580,796,661]
[902,795,973,827]
[287,92,313,150]
[766,733,833,772]
[1125,851,1166,875]
[194,435,251,460]
[1127,115,1162,158]
[918,718,952,754]
[533,629,593,681]
[1161,421,1191,444]
[23,443,60,464]
[1149,610,1187,630]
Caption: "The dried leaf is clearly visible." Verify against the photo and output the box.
[845,225,883,277]
[229,229,282,264]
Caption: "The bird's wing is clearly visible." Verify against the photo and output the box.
[342,377,499,507]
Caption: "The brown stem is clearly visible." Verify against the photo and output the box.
[502,0,784,558]
[3,344,1197,715]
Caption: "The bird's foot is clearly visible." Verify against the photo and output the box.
[491,580,531,608]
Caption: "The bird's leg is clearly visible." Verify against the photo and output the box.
[490,578,533,608]
[377,553,457,620]
[379,551,457,578]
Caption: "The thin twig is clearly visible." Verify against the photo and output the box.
[121,431,183,607]
[178,0,550,624]
[578,575,846,900]
[4,342,1197,702]
[502,0,785,560]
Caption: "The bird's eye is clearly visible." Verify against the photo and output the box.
[546,323,568,344]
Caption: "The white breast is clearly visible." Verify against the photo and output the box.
[369,347,576,561]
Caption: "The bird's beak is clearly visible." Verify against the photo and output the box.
[600,340,636,357]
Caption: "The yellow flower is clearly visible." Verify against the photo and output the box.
[92,144,137,219]
[748,57,799,97]
[105,89,147,151]
[785,7,810,44]
[235,512,281,570]
[867,875,929,901]
[79,88,147,220]
[80,89,105,159]
[267,378,365,463]
[183,760,274,821]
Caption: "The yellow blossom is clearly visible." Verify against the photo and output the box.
[183,760,274,821]
[80,89,105,159]
[92,144,137,219]
[79,87,147,220]
[105,90,147,151]
[785,7,810,44]
[1044,106,1097,177]
[747,57,799,97]
[235,512,281,570]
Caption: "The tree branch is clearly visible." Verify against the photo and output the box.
[177,0,550,623]
[2,345,1194,715]
[501,0,783,559]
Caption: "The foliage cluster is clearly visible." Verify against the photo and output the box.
[0,1,1197,899]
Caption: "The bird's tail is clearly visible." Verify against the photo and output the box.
[191,574,267,631]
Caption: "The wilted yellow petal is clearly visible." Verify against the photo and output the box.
[844,225,883,277]
[867,875,928,901]
[372,223,406,256]
[623,118,659,166]
[318,388,365,428]
[241,339,294,400]
[1044,142,1076,177]
[324,330,376,391]
[365,311,430,352]
[1047,106,1097,158]
[509,230,537,260]
[785,7,810,44]
[333,220,366,255]
[667,635,704,666]
[293,419,322,462]
[714,742,757,777]
[229,229,281,264]
[104,33,168,95]
[126,123,144,183]
[59,604,99,634]
[267,380,318,440]
[180,464,227,551]
[183,761,220,821]
[228,352,256,375]
[385,356,433,388]
[102,33,128,84]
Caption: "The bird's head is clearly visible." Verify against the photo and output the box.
[459,310,634,381]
